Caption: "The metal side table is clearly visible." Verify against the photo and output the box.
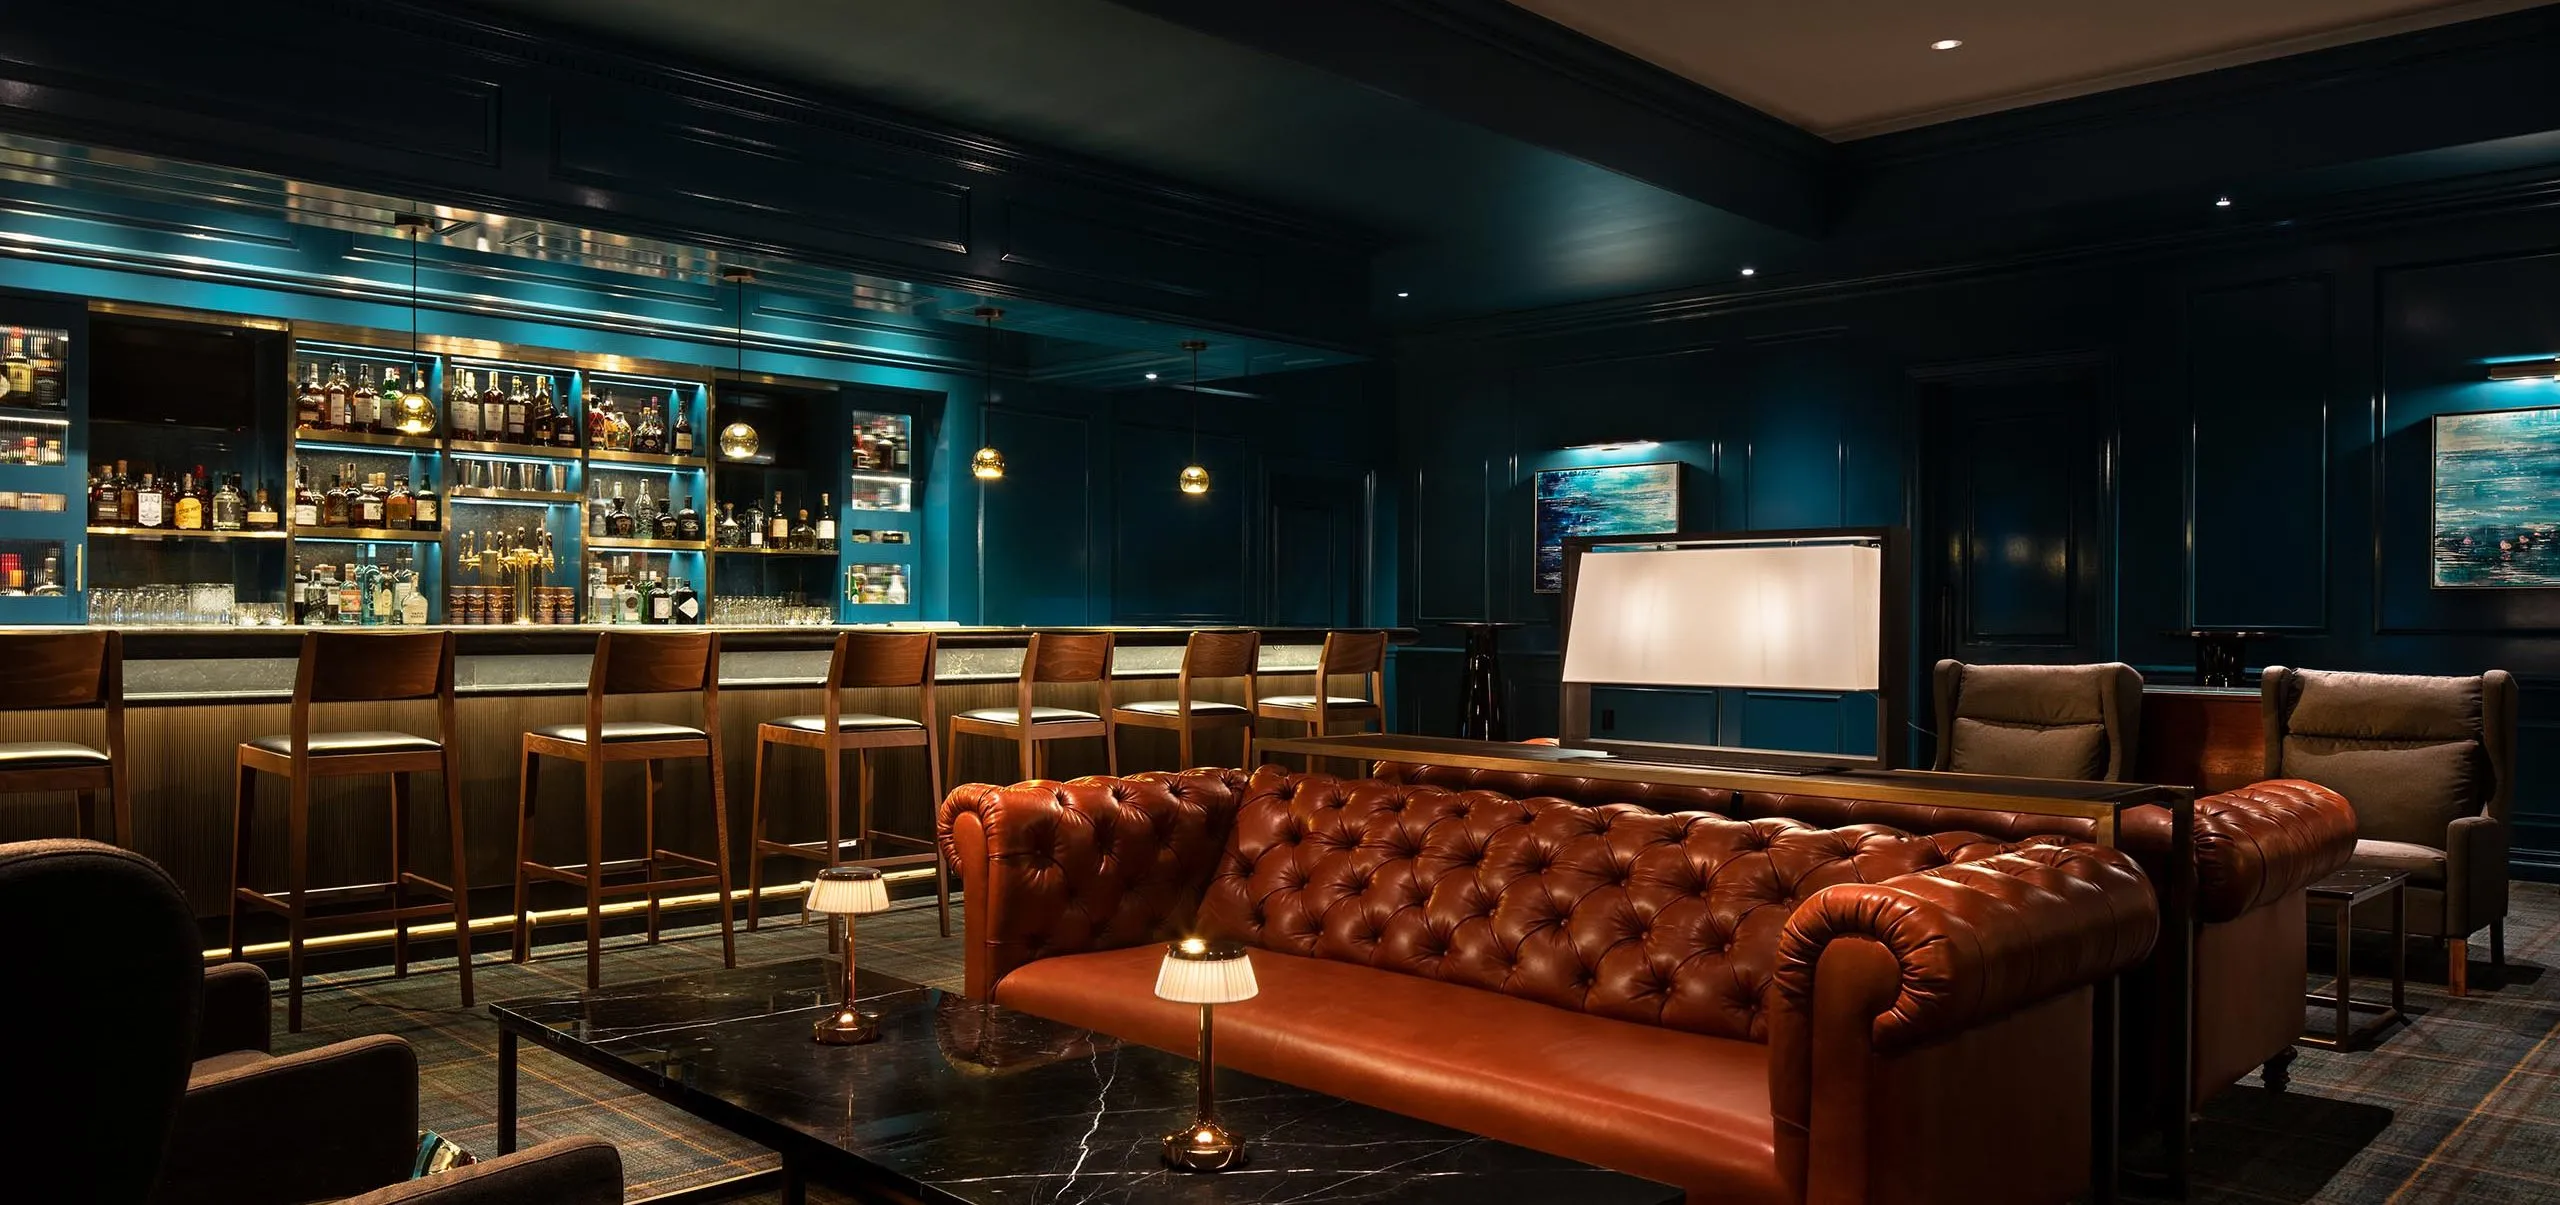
[2301,868,2408,1051]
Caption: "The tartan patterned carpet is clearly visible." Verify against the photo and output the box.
[275,884,2560,1204]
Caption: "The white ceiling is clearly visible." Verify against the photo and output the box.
[1504,0,2554,140]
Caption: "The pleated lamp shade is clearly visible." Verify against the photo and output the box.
[1154,937,1257,1004]
[806,866,890,915]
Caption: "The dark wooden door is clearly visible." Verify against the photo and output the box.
[1918,356,2114,669]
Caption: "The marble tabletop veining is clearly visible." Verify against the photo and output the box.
[492,959,1678,1205]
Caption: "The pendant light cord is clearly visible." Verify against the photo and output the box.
[1188,341,1201,463]
[981,309,997,446]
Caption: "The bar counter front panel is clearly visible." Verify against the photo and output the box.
[0,625,1363,926]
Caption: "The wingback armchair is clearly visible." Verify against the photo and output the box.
[1932,659,2145,780]
[0,839,621,1205]
[2261,667,2516,995]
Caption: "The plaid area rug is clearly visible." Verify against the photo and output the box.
[277,886,2560,1204]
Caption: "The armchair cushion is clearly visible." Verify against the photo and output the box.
[2267,668,2491,847]
[1948,718,2107,780]
[2350,839,2446,888]
[1933,660,2142,781]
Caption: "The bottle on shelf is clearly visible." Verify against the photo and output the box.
[320,469,350,527]
[172,468,205,532]
[504,375,530,444]
[589,484,612,541]
[28,334,63,408]
[377,366,406,434]
[885,567,908,606]
[412,475,439,530]
[546,379,578,450]
[633,485,659,540]
[324,362,352,430]
[744,495,766,548]
[531,377,555,447]
[134,471,165,529]
[587,388,613,449]
[386,475,415,530]
[768,491,790,548]
[631,400,665,456]
[355,473,388,528]
[815,493,836,552]
[297,363,326,430]
[671,401,694,457]
[587,562,615,624]
[673,495,703,543]
[212,474,245,532]
[480,372,510,445]
[609,482,636,539]
[90,462,121,525]
[353,368,381,434]
[645,571,671,624]
[247,481,280,530]
[791,508,813,551]
[292,465,321,528]
[450,369,481,442]
[670,576,700,624]
[614,558,642,623]
[715,501,740,547]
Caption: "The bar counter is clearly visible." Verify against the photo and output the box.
[0,624,1407,928]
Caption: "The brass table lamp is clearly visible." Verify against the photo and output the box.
[806,866,891,1045]
[1154,937,1257,1171]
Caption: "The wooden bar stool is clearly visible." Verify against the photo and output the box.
[0,630,128,845]
[948,632,1116,783]
[747,630,948,936]
[511,630,734,990]
[1256,630,1389,769]
[229,630,470,1032]
[1111,630,1259,770]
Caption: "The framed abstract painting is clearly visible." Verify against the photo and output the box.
[1532,462,1681,593]
[2433,404,2560,587]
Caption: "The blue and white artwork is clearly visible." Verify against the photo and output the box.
[1533,462,1681,593]
[2434,405,2560,587]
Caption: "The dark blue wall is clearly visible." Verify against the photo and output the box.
[1398,203,2560,873]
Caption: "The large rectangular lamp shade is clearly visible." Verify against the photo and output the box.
[1561,543,1882,692]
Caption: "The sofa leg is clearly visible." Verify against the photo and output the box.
[2448,938,2469,998]
[2262,1048,2295,1093]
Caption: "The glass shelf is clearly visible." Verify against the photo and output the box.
[89,526,289,542]
[588,448,709,469]
[713,546,836,558]
[293,429,441,453]
[451,439,580,461]
[290,526,443,542]
[450,488,580,504]
[588,535,709,552]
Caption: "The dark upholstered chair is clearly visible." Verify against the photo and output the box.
[1931,660,2144,780]
[0,839,621,1205]
[2262,667,2517,995]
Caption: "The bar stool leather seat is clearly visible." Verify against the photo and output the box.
[769,712,923,733]
[1256,694,1373,710]
[243,731,441,757]
[1117,698,1248,717]
[956,705,1100,724]
[528,720,707,743]
[0,740,112,768]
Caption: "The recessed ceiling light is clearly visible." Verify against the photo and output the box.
[1931,38,1963,51]
[1145,372,1159,381]
[1395,291,1410,298]
[1739,267,1757,277]
[2215,196,2233,208]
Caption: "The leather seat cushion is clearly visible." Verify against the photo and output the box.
[245,731,441,757]
[996,944,1788,1204]
[1257,695,1375,710]
[528,721,706,743]
[0,741,110,769]
[1116,699,1249,717]
[955,706,1099,725]
[768,713,923,733]
[2348,838,2447,888]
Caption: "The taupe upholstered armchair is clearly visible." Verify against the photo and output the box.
[2262,667,2516,995]
[0,840,620,1205]
[1931,660,2145,781]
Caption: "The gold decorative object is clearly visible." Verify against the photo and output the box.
[1179,464,1209,495]
[717,421,760,460]
[1177,338,1209,497]
[457,527,557,626]
[392,384,438,436]
[806,866,891,1046]
[1155,937,1257,1171]
[971,446,1006,480]
[972,306,1004,481]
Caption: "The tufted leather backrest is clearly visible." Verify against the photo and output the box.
[1197,768,2071,1044]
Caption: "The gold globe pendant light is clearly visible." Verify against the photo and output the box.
[971,307,1006,480]
[390,214,440,436]
[1178,339,1209,495]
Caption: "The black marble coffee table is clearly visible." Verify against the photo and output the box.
[491,958,1680,1205]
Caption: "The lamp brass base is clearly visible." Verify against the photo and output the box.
[1161,1118,1245,1172]
[811,1007,878,1045]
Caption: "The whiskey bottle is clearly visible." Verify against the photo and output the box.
[610,482,636,539]
[91,462,122,524]
[451,370,481,441]
[768,491,790,547]
[671,402,694,456]
[673,495,703,543]
[632,400,665,455]
[815,492,837,552]
[587,388,612,449]
[715,501,740,548]
[321,472,351,528]
[545,379,578,449]
[297,363,326,430]
[116,460,138,524]
[376,366,404,431]
[247,482,280,530]
[135,472,165,529]
[478,372,507,444]
[352,368,380,433]
[744,496,766,548]
[411,476,438,530]
[29,335,62,408]
[357,473,388,528]
[853,425,875,472]
[291,466,320,528]
[172,468,205,531]
[212,474,246,531]
[791,508,813,551]
[325,362,352,430]
[386,475,414,529]
[530,377,554,446]
[504,375,530,444]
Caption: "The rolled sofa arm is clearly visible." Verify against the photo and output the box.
[938,769,1241,998]
[163,1034,420,1205]
[1774,843,2159,1054]
[2192,779,2358,923]
[198,960,275,1058]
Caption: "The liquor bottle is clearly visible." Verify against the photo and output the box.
[394,550,425,625]
[885,567,908,606]
[768,492,790,547]
[853,425,875,472]
[325,362,352,429]
[673,495,703,543]
[352,368,380,433]
[587,563,615,624]
[355,473,387,528]
[29,335,62,408]
[610,482,637,539]
[587,388,612,449]
[744,496,766,548]
[545,379,577,449]
[411,476,438,530]
[321,471,350,527]
[212,474,246,531]
[247,482,280,530]
[645,572,671,624]
[386,475,414,529]
[615,560,642,624]
[291,560,312,624]
[715,501,740,548]
[134,472,165,529]
[297,363,326,430]
[589,485,612,540]
[815,492,837,552]
[670,577,701,624]
[290,466,318,527]
[480,372,510,444]
[632,485,659,540]
[0,331,26,399]
[91,463,121,524]
[791,508,813,551]
[504,375,530,444]
[889,420,909,472]
[632,400,665,455]
[450,369,481,441]
[671,402,694,456]
[530,378,554,446]
[169,469,202,531]
[378,367,405,431]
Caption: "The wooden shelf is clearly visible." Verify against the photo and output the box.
[292,429,441,452]
[290,526,443,542]
[587,536,708,552]
[713,546,836,557]
[450,488,581,504]
[88,526,289,542]
[586,448,708,470]
[449,439,581,461]
[847,470,913,485]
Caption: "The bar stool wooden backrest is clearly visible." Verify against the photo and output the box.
[824,630,939,723]
[0,630,128,843]
[1017,631,1114,724]
[1175,629,1260,713]
[1317,630,1389,708]
[585,630,721,745]
[287,629,456,752]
